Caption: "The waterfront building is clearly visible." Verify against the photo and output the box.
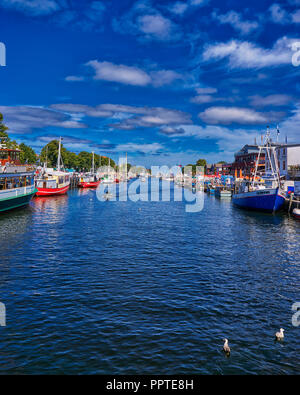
[230,145,265,178]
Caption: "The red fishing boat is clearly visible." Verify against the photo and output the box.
[78,152,101,188]
[35,137,70,197]
[78,175,100,189]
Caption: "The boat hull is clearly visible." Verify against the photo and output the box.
[0,188,37,212]
[232,188,285,212]
[78,181,100,189]
[35,185,69,197]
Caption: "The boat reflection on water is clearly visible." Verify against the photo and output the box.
[33,195,69,211]
[33,195,69,226]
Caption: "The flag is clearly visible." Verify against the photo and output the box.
[277,125,280,135]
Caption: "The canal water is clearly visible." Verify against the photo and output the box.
[0,183,299,374]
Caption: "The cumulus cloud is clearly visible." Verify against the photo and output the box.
[86,60,152,86]
[85,60,182,87]
[112,0,181,41]
[203,37,297,69]
[212,10,259,35]
[198,106,284,125]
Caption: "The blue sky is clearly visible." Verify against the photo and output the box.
[0,0,299,167]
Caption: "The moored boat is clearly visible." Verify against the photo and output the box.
[35,137,70,197]
[215,186,232,198]
[0,141,37,212]
[232,128,285,213]
[78,152,101,188]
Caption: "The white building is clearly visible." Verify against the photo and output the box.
[265,144,300,179]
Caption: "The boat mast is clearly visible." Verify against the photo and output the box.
[57,137,62,171]
[92,151,95,174]
[126,152,128,181]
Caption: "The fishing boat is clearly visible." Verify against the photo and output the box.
[0,140,37,212]
[293,208,300,219]
[78,152,101,188]
[232,128,285,213]
[35,137,70,196]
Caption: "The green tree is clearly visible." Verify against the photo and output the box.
[19,143,37,164]
[196,159,207,167]
[0,113,19,149]
[40,140,68,168]
[0,113,8,138]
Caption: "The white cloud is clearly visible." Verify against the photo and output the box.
[85,60,182,87]
[137,14,173,40]
[198,106,284,125]
[0,0,60,16]
[269,4,290,24]
[167,2,188,15]
[212,10,259,35]
[269,3,300,24]
[191,95,216,104]
[86,60,152,86]
[249,94,293,107]
[150,69,182,87]
[203,37,297,69]
[50,102,192,130]
[112,0,181,42]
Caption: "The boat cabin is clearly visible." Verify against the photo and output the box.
[0,146,21,166]
[0,173,34,190]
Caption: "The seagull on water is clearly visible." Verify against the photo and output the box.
[275,328,284,341]
[223,338,231,355]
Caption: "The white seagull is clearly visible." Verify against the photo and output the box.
[275,328,285,341]
[223,338,231,355]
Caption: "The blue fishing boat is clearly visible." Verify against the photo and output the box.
[232,128,285,213]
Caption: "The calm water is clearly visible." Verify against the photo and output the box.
[0,182,299,374]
